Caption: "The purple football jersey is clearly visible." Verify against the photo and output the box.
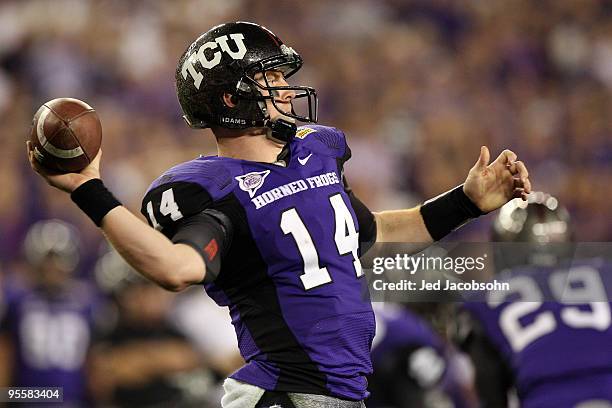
[370,305,474,408]
[1,278,98,405]
[142,125,375,400]
[371,304,444,364]
[464,259,612,407]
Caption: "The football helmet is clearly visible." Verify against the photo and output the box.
[491,192,572,268]
[176,21,317,142]
[23,219,80,270]
[94,249,146,295]
[491,191,571,243]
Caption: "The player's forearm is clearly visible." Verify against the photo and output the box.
[67,179,206,291]
[374,185,485,249]
[100,206,205,291]
[374,208,433,253]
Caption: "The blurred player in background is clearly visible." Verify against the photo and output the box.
[369,301,477,408]
[89,250,210,407]
[170,286,244,382]
[460,193,612,407]
[0,220,100,406]
[28,21,531,407]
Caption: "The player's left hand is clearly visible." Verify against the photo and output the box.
[463,146,532,213]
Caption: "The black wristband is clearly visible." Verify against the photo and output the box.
[420,185,484,241]
[71,179,121,227]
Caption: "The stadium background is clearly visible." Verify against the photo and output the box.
[0,0,610,406]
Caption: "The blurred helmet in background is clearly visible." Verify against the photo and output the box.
[491,192,571,243]
[95,249,172,324]
[23,219,80,271]
[176,21,317,139]
[94,249,147,295]
[491,192,572,268]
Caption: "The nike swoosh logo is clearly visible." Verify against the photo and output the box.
[297,153,313,166]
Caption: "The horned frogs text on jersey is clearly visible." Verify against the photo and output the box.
[141,125,375,400]
[463,259,612,407]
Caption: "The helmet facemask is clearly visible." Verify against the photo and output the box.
[235,52,318,125]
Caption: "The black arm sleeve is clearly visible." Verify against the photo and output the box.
[171,209,233,284]
[343,176,377,255]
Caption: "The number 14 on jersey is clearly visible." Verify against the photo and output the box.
[281,193,363,290]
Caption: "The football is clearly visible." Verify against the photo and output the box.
[30,98,102,173]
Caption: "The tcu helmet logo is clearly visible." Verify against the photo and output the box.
[182,33,248,89]
[235,170,270,198]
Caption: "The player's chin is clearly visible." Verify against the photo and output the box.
[282,116,296,124]
[271,107,296,123]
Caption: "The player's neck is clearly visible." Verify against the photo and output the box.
[215,130,284,163]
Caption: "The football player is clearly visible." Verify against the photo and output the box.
[0,220,100,405]
[460,193,612,407]
[369,302,477,408]
[28,22,531,408]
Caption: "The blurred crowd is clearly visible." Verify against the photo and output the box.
[1,0,611,265]
[0,0,611,405]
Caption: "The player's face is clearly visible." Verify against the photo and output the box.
[254,70,296,123]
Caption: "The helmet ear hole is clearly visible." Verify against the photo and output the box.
[222,93,239,108]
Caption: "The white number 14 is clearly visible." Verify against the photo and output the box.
[146,188,183,230]
[280,193,362,290]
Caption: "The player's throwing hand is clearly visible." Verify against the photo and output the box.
[463,146,532,213]
[26,140,101,194]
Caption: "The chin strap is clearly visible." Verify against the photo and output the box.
[265,118,297,144]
